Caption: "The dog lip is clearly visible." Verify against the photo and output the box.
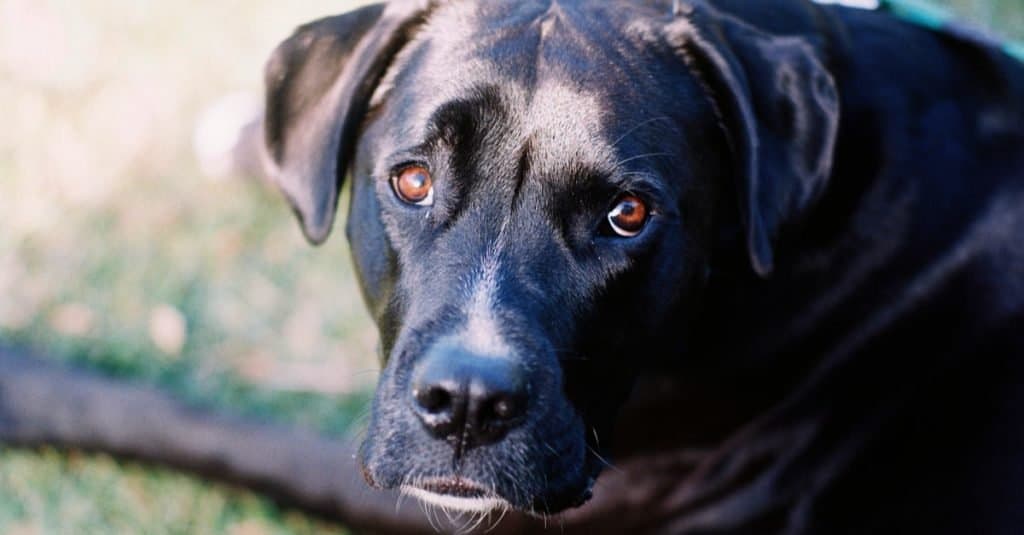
[401,478,509,513]
[417,477,490,498]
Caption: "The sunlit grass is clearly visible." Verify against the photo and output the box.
[1,0,376,533]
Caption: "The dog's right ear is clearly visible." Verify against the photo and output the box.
[264,1,430,244]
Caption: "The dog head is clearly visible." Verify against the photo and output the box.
[263,0,838,516]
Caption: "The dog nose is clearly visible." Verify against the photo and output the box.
[411,343,528,450]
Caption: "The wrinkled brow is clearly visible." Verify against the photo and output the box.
[422,85,509,148]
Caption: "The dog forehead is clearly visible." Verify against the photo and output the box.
[375,0,665,172]
[513,82,614,174]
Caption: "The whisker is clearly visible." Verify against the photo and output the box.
[610,116,673,149]
[613,151,674,168]
[618,170,660,180]
[486,503,510,533]
[348,368,382,378]
[466,509,489,534]
[588,445,624,474]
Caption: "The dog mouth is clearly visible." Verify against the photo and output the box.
[401,478,510,513]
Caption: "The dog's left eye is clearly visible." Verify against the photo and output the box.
[607,194,649,237]
[391,166,434,206]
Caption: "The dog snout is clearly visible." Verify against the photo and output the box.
[410,343,528,452]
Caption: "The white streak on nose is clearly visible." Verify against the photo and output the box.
[461,252,510,357]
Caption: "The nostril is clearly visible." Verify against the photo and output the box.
[489,394,523,422]
[412,382,464,442]
[415,385,452,414]
[471,390,527,446]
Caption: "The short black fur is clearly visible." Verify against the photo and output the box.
[264,0,1024,532]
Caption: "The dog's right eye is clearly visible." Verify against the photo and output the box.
[607,194,649,237]
[391,166,434,206]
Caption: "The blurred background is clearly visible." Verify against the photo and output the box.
[0,0,1020,533]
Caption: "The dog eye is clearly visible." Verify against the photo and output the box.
[391,166,434,206]
[607,194,649,237]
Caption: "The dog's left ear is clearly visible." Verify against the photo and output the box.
[263,1,431,244]
[671,4,840,276]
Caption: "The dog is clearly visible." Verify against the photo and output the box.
[260,0,1024,531]
[1,0,1020,533]
[262,0,1024,531]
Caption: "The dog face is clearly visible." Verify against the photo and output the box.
[350,4,722,513]
[263,0,838,516]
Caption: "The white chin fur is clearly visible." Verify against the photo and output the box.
[401,485,507,513]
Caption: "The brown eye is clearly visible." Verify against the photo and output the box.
[607,194,649,237]
[391,166,434,206]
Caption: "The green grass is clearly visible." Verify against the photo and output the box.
[0,0,376,533]
[948,0,1024,37]
[0,448,346,535]
[0,0,1020,533]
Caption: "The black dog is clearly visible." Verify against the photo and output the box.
[6,0,1021,534]
[260,0,1024,532]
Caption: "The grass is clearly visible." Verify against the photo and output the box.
[0,448,346,535]
[0,0,376,532]
[0,0,1020,534]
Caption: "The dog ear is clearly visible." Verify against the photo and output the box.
[673,4,839,276]
[263,1,430,244]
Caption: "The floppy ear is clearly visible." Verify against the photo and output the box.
[263,1,430,244]
[671,3,840,276]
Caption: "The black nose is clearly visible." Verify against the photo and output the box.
[411,343,528,452]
